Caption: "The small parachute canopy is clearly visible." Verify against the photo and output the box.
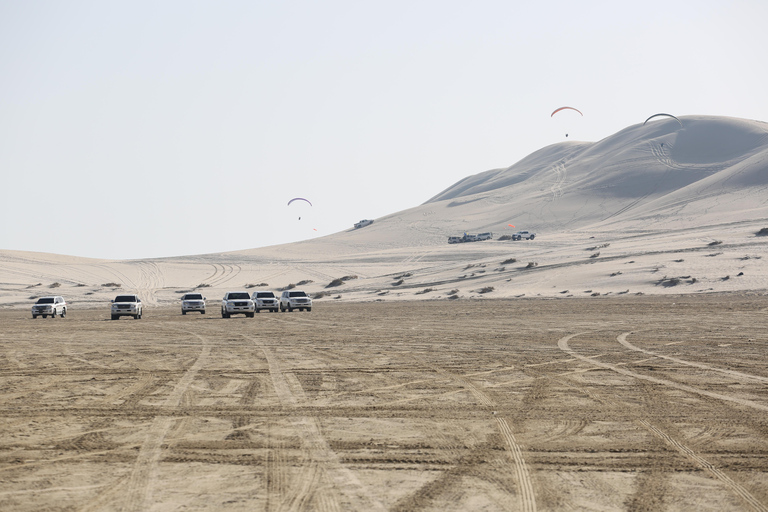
[551,106,583,117]
[287,197,312,207]
[643,113,683,127]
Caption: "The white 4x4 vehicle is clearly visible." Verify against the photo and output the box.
[221,292,255,318]
[111,294,142,320]
[181,293,206,315]
[32,296,67,318]
[280,290,312,312]
[512,230,536,240]
[251,290,279,313]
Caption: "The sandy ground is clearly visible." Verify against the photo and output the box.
[1,295,768,511]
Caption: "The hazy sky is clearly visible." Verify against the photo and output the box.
[2,0,767,260]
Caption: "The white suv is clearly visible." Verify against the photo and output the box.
[111,294,142,320]
[251,290,279,313]
[221,292,255,318]
[32,296,67,319]
[181,293,206,315]
[280,290,312,312]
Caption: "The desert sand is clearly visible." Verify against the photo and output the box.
[1,115,768,510]
[1,297,768,511]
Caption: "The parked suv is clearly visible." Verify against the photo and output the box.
[221,291,255,318]
[181,293,206,315]
[111,294,142,320]
[251,290,279,313]
[32,296,67,319]
[280,290,312,312]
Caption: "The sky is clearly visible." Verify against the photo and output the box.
[2,0,767,260]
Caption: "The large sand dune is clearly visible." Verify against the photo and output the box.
[1,115,767,308]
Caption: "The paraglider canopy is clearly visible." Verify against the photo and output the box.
[551,106,583,117]
[287,197,312,207]
[643,113,683,127]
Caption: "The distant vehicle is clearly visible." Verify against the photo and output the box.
[477,232,493,240]
[448,236,463,244]
[251,290,279,313]
[354,219,374,229]
[181,293,206,315]
[280,290,312,312]
[448,233,493,244]
[221,292,255,318]
[111,294,142,320]
[32,296,66,319]
[512,230,536,241]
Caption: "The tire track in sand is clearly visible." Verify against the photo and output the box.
[558,333,768,413]
[564,375,768,512]
[617,332,768,383]
[421,359,536,511]
[638,419,768,512]
[116,332,211,512]
[259,345,384,512]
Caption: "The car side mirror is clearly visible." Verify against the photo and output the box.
[110,300,114,303]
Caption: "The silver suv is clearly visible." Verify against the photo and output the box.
[32,296,67,319]
[251,290,279,313]
[221,291,255,318]
[280,290,312,312]
[181,293,206,315]
[111,294,142,320]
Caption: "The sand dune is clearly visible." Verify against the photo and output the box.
[2,115,767,309]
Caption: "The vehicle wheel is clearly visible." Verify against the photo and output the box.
[61,309,66,318]
[280,305,285,312]
[288,307,293,312]
[43,314,48,318]
[307,307,312,312]
[111,315,118,320]
[201,310,205,314]
[222,310,229,318]
[529,234,535,240]
[32,314,37,319]
[247,312,254,318]
[255,309,260,314]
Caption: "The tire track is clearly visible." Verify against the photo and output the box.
[419,359,536,511]
[617,332,768,383]
[115,332,211,512]
[638,419,768,512]
[562,376,767,512]
[259,345,384,512]
[496,417,537,512]
[558,333,768,412]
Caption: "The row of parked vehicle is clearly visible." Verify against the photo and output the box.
[29,290,313,320]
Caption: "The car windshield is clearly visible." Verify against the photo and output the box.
[36,298,54,304]
[289,291,307,297]
[228,293,250,300]
[256,292,275,298]
[114,295,137,302]
[183,294,203,300]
